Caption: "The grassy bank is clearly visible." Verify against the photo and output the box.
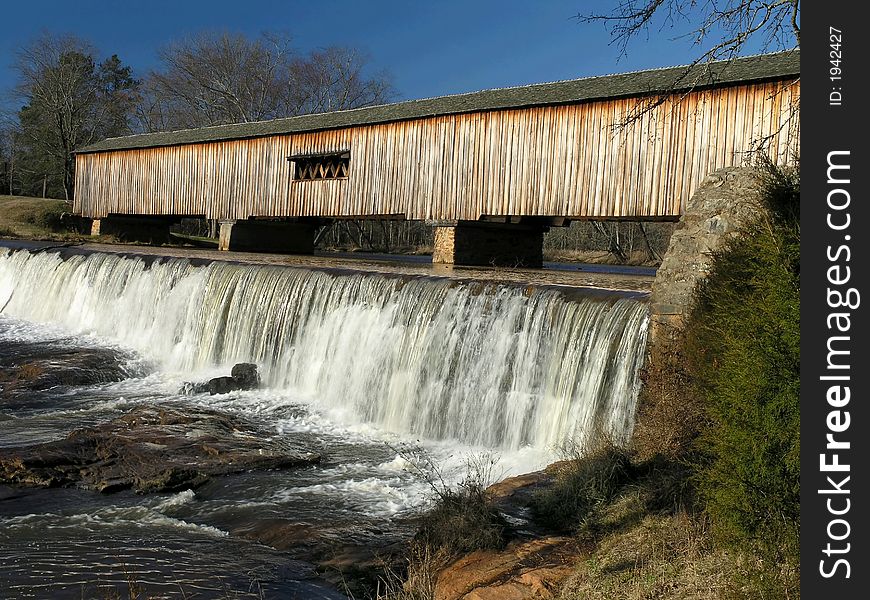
[559,161,799,598]
[0,195,82,240]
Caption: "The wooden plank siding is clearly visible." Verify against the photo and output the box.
[74,79,799,221]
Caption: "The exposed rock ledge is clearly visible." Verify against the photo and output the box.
[434,467,581,600]
[0,405,320,493]
[435,536,579,600]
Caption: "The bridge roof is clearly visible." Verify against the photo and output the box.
[78,50,799,154]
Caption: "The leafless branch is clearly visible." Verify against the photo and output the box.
[577,0,800,128]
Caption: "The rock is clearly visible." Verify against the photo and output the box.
[0,405,320,493]
[434,537,579,600]
[464,583,530,600]
[206,376,241,395]
[0,341,132,398]
[231,362,260,388]
[185,362,261,395]
[649,166,763,346]
[233,516,416,599]
[484,466,567,539]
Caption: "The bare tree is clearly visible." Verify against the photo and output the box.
[139,32,395,132]
[12,34,139,199]
[142,32,295,130]
[288,46,395,115]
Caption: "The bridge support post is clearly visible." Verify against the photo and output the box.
[432,221,545,267]
[218,220,316,254]
[91,216,173,245]
[648,167,762,347]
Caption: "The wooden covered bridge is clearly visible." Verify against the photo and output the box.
[74,51,799,266]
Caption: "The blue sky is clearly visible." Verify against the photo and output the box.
[1,0,776,107]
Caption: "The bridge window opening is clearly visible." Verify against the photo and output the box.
[290,152,350,181]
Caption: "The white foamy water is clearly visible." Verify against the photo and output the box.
[0,247,648,453]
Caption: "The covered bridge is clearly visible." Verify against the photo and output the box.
[74,51,799,266]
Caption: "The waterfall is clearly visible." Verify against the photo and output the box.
[0,248,649,451]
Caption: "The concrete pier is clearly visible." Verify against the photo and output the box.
[218,220,316,254]
[91,216,173,245]
[432,221,545,267]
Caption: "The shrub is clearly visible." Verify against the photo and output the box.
[531,440,634,532]
[414,460,507,556]
[369,452,506,599]
[631,340,705,464]
[687,159,800,564]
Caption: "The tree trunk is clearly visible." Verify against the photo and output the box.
[637,222,662,262]
[63,155,74,202]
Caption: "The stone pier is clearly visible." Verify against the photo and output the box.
[432,221,546,267]
[91,216,173,245]
[648,167,763,347]
[218,220,317,254]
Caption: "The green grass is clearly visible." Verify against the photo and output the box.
[168,231,219,248]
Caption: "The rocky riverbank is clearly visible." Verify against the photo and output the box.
[432,468,581,600]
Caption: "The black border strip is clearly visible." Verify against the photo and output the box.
[802,3,868,596]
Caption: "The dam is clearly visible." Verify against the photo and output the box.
[0,244,650,596]
[0,245,649,449]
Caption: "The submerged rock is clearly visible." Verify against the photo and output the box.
[184,362,262,395]
[0,341,133,397]
[0,405,320,493]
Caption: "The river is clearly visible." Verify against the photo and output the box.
[0,242,652,598]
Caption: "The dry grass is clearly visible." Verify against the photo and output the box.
[0,362,47,393]
[531,438,634,534]
[558,501,799,600]
[0,195,83,240]
[373,544,449,600]
[367,451,507,600]
[15,363,45,381]
[368,446,797,600]
[559,508,724,600]
[631,338,705,464]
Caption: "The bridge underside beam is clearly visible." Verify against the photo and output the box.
[91,216,173,245]
[218,220,318,254]
[432,220,547,268]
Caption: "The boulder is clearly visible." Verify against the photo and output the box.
[206,376,241,395]
[231,362,260,388]
[434,537,578,600]
[186,362,262,395]
[0,341,132,398]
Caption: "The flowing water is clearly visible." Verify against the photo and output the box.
[0,245,650,598]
